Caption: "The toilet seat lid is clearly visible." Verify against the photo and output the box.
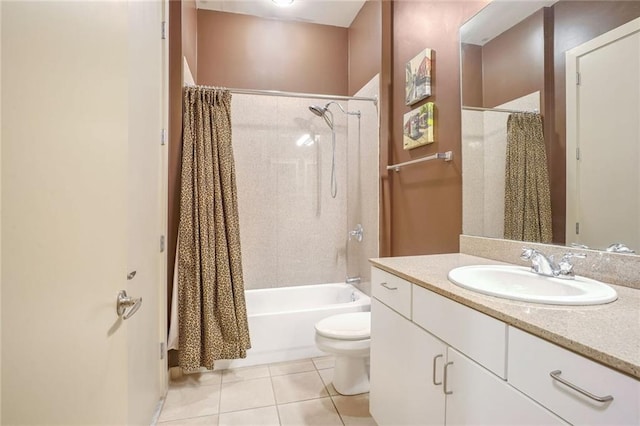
[315,312,371,340]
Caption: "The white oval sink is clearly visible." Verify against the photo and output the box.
[448,265,617,305]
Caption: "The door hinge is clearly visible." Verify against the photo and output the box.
[576,146,580,160]
[160,342,166,360]
[160,235,166,253]
[576,222,580,235]
[161,128,167,146]
[576,71,581,86]
[161,21,167,40]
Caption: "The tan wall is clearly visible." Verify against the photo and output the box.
[348,0,381,96]
[182,0,197,81]
[196,10,348,94]
[481,9,545,109]
[460,43,483,107]
[383,0,488,256]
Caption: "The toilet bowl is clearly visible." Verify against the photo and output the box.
[314,311,371,395]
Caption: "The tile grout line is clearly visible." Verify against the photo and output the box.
[268,364,284,425]
[216,369,223,424]
[314,360,346,426]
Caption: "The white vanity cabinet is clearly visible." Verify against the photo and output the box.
[370,266,566,425]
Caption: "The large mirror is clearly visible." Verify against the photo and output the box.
[460,0,640,253]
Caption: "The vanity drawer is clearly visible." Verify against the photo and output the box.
[371,267,412,319]
[412,284,507,378]
[508,327,640,425]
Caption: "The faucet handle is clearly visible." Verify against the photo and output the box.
[520,247,535,260]
[557,252,587,277]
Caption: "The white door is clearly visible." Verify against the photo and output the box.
[1,1,166,424]
[566,18,640,251]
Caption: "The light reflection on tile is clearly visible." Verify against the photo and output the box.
[219,377,275,414]
[158,414,219,425]
[312,356,335,370]
[159,384,221,422]
[221,365,271,383]
[218,406,280,426]
[272,371,328,404]
[269,359,316,376]
[277,397,343,426]
[333,394,377,425]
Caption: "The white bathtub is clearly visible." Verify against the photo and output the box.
[217,283,371,369]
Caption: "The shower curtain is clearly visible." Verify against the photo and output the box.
[503,112,553,243]
[177,86,250,371]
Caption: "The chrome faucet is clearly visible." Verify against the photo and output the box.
[520,248,586,279]
[345,276,361,285]
[606,243,635,254]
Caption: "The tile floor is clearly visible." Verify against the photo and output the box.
[157,356,377,426]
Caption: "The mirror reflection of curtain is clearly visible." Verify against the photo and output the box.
[504,113,553,243]
[177,87,251,371]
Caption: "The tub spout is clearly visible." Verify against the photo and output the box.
[346,276,361,284]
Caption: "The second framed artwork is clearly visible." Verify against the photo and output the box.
[405,48,433,105]
[403,102,435,150]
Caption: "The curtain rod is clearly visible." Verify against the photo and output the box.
[462,106,539,114]
[192,84,378,106]
[387,151,453,172]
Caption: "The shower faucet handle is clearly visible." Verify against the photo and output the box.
[348,224,364,242]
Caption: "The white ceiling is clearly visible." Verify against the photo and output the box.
[460,0,558,46]
[197,0,367,28]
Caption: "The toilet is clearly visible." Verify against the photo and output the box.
[314,311,371,395]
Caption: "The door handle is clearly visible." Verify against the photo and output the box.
[550,370,613,403]
[432,354,443,385]
[117,290,142,320]
[443,361,454,395]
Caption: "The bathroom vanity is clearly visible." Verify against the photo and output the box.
[369,254,640,425]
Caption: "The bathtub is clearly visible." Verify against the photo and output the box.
[217,283,370,369]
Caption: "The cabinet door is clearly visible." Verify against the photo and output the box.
[370,298,447,426]
[445,348,566,425]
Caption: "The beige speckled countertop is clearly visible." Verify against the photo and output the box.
[370,253,640,380]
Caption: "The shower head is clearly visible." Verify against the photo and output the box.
[309,105,327,117]
[309,103,334,130]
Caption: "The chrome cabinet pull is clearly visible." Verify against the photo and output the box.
[380,282,398,290]
[432,354,443,385]
[550,370,613,403]
[443,361,454,395]
[117,290,143,320]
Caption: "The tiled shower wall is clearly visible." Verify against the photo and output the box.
[462,91,540,239]
[347,75,380,296]
[231,75,380,292]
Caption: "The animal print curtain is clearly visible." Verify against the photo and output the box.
[504,112,553,243]
[177,86,250,371]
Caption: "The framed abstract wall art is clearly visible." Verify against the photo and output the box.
[405,48,433,105]
[403,102,434,150]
